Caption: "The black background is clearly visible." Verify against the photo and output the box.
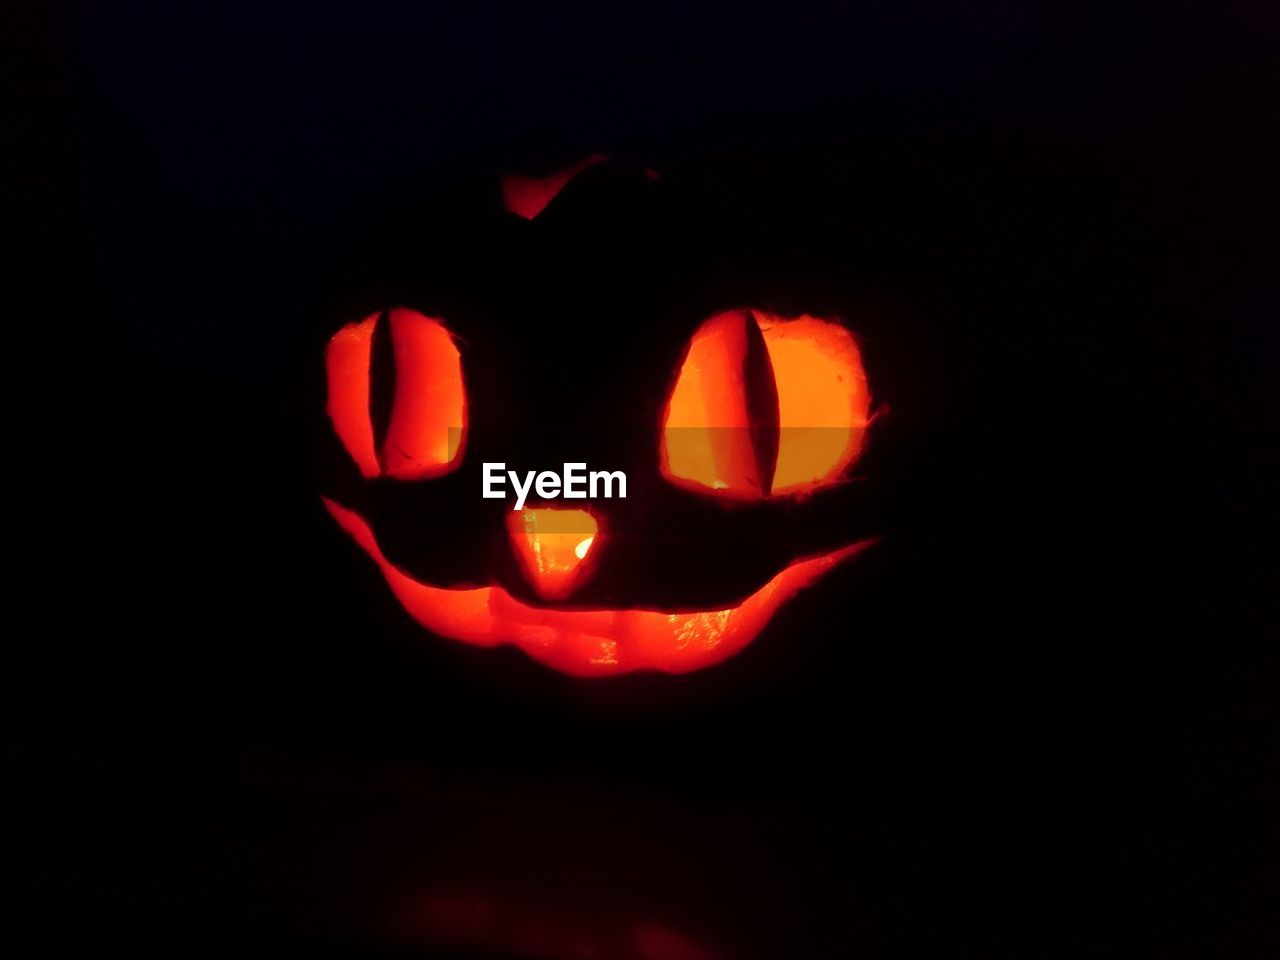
[14,1,1277,956]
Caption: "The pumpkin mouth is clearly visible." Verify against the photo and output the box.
[323,497,877,677]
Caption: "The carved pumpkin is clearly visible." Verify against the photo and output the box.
[307,157,898,678]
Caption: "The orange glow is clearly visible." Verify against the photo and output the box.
[324,310,466,479]
[323,498,876,677]
[381,308,467,479]
[506,508,599,601]
[501,154,607,219]
[660,310,763,497]
[398,892,721,960]
[325,312,380,478]
[660,310,871,499]
[758,313,871,494]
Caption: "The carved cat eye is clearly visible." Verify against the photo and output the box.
[660,309,871,498]
[325,308,467,480]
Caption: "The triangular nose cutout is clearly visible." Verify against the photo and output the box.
[506,509,599,601]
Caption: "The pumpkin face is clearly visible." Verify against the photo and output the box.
[309,158,900,677]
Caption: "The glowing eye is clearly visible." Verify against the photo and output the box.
[659,309,870,499]
[325,308,467,480]
[658,310,772,498]
[758,313,870,494]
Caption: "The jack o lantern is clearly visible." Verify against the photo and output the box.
[309,157,894,677]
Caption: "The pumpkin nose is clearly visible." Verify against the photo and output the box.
[505,508,599,601]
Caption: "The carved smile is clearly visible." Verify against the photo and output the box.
[324,498,876,677]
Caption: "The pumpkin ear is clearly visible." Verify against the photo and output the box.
[660,310,871,499]
[500,154,608,219]
[325,309,467,479]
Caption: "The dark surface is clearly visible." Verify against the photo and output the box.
[13,2,1277,956]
